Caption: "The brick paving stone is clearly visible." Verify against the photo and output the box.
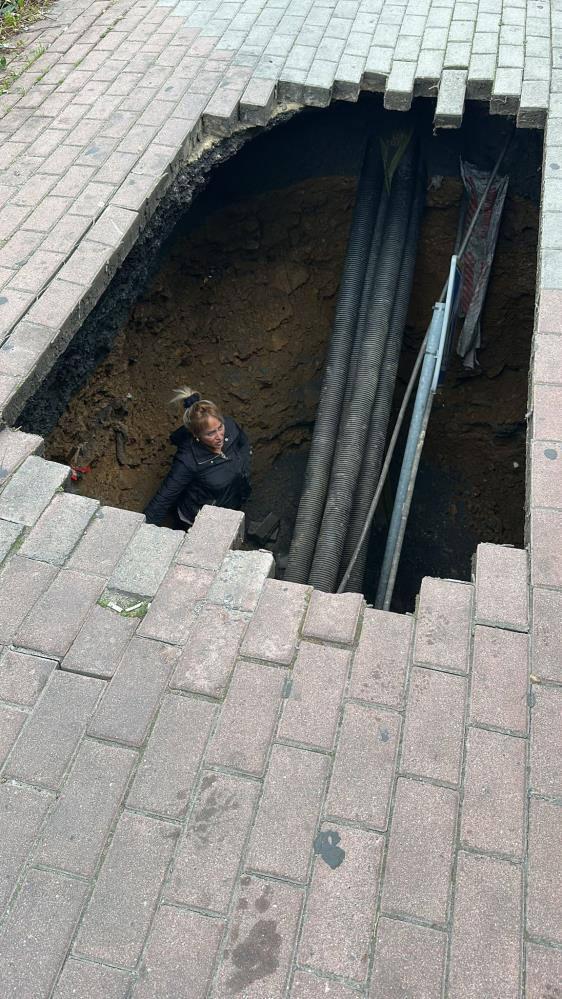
[126,693,215,819]
[0,647,56,705]
[0,782,53,914]
[0,704,27,765]
[137,564,213,644]
[302,589,363,644]
[109,523,183,598]
[400,667,467,784]
[525,943,562,998]
[170,604,249,697]
[474,543,529,631]
[0,455,69,526]
[0,868,89,999]
[278,642,349,750]
[349,608,411,708]
[530,685,562,796]
[448,852,522,999]
[2,670,104,788]
[165,772,259,913]
[67,505,144,576]
[413,577,472,673]
[299,824,383,983]
[133,906,224,999]
[461,727,526,859]
[15,568,105,658]
[241,578,310,665]
[206,549,274,613]
[34,737,136,877]
[290,972,359,998]
[73,811,178,968]
[0,427,43,483]
[62,603,138,679]
[530,441,562,510]
[19,492,99,565]
[53,960,133,999]
[470,625,528,733]
[212,875,304,998]
[246,744,329,882]
[531,587,562,683]
[531,508,562,589]
[527,798,562,944]
[206,661,287,776]
[325,702,400,829]
[370,917,446,999]
[88,636,179,748]
[534,332,562,385]
[381,778,458,924]
[534,383,562,441]
[538,289,562,334]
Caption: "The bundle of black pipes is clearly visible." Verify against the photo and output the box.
[285,134,424,594]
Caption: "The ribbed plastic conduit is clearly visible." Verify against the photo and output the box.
[284,139,383,584]
[341,162,426,592]
[308,143,416,593]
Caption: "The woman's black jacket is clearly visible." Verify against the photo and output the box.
[144,416,251,527]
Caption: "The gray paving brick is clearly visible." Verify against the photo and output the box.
[327,702,399,829]
[530,441,562,509]
[527,798,562,945]
[133,906,224,999]
[0,556,59,645]
[530,685,562,797]
[34,738,136,877]
[0,704,27,764]
[384,60,416,109]
[0,782,54,915]
[19,493,99,565]
[0,647,56,706]
[280,642,348,749]
[291,972,359,998]
[137,564,213,645]
[526,944,562,999]
[413,577,472,673]
[73,811,178,968]
[241,578,310,665]
[53,960,133,999]
[435,68,467,125]
[0,455,69,526]
[474,543,528,631]
[67,505,144,576]
[349,608,412,707]
[88,636,180,747]
[170,604,249,697]
[534,382,562,439]
[470,625,528,733]
[299,825,383,983]
[461,727,526,859]
[15,568,105,658]
[400,667,467,784]
[303,59,337,105]
[302,589,363,644]
[532,587,562,684]
[370,918,447,999]
[531,507,562,590]
[108,522,183,598]
[206,549,274,613]
[491,66,523,114]
[62,603,138,680]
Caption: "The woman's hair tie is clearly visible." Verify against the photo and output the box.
[183,392,201,410]
[171,386,201,410]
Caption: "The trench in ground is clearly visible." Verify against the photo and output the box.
[32,97,541,611]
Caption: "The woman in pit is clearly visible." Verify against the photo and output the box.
[144,388,252,528]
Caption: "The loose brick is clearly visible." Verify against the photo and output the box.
[0,647,56,705]
[474,543,528,631]
[137,564,213,644]
[532,588,562,684]
[470,625,528,733]
[206,549,274,612]
[527,798,562,944]
[0,455,69,526]
[0,426,42,483]
[349,608,411,707]
[278,642,349,750]
[0,704,27,764]
[381,779,458,924]
[299,825,383,983]
[67,505,144,576]
[461,727,526,858]
[62,603,138,679]
[109,523,183,598]
[206,661,286,776]
[170,604,249,697]
[530,685,562,796]
[290,972,359,998]
[400,667,467,784]
[302,589,363,644]
[413,577,472,673]
[526,944,562,999]
[246,745,329,882]
[165,772,259,913]
[241,578,310,664]
[325,702,400,829]
[34,738,137,877]
[73,811,178,968]
[15,568,105,658]
[53,960,133,999]
[19,493,98,565]
[3,671,104,788]
[0,555,58,645]
[448,852,522,999]
[213,876,304,998]
[0,782,53,914]
[370,918,446,999]
[127,694,215,818]
[88,636,180,747]
[0,519,23,564]
[133,906,224,999]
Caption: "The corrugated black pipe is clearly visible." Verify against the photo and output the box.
[308,142,416,593]
[284,139,383,584]
[341,161,426,592]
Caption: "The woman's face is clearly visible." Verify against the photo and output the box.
[199,417,225,453]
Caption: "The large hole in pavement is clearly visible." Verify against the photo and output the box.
[23,96,542,610]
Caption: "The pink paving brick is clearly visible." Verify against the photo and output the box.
[448,852,522,999]
[67,505,144,576]
[170,604,249,697]
[400,667,467,784]
[533,383,562,440]
[62,603,138,679]
[370,917,446,999]
[325,702,400,828]
[530,441,562,510]
[530,685,562,796]
[532,587,562,683]
[0,648,56,706]
[349,607,412,708]
[165,772,259,914]
[212,875,304,998]
[53,960,133,999]
[461,727,526,859]
[240,578,310,664]
[206,549,274,612]
[470,625,529,733]
[534,332,562,383]
[205,661,287,776]
[277,642,350,750]
[381,778,458,925]
[0,555,58,645]
[299,825,383,983]
[0,704,27,765]
[413,577,472,673]
[290,972,359,998]
[474,543,529,632]
[137,563,213,644]
[527,798,562,945]
[246,745,329,882]
[133,906,224,999]
[15,568,106,658]
[525,943,562,999]
[531,508,562,588]
[538,288,562,333]
[302,589,363,644]
[0,782,54,915]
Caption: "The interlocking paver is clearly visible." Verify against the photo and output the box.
[53,960,133,999]
[170,603,249,697]
[527,797,562,945]
[0,454,69,526]
[290,973,359,998]
[133,906,224,999]
[19,492,99,565]
[470,625,528,732]
[461,727,526,859]
[349,607,412,707]
[62,603,138,679]
[525,945,562,999]
[15,568,105,658]
[137,563,213,644]
[531,587,562,683]
[108,522,183,598]
[400,667,467,784]
[0,647,56,705]
[474,543,529,632]
[0,704,27,764]
[530,685,562,796]
[413,577,472,672]
[302,589,363,644]
[370,918,447,999]
[0,782,54,914]
[278,642,349,749]
[206,548,274,612]
[66,504,144,576]
[241,577,310,664]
